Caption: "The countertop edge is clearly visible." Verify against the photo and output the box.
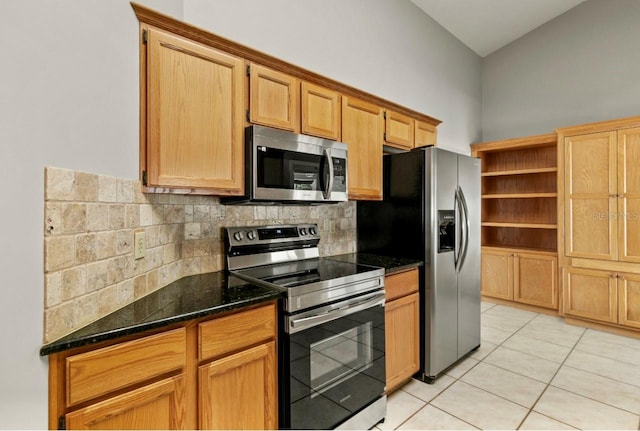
[40,287,281,357]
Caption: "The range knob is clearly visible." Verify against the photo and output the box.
[309,227,317,235]
[233,231,243,241]
[246,230,256,240]
[300,228,307,236]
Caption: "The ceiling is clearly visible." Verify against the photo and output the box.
[409,0,587,57]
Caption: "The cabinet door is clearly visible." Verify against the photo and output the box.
[199,341,277,430]
[564,267,618,324]
[146,28,244,193]
[66,375,186,430]
[618,273,640,329]
[414,120,437,148]
[301,82,340,140]
[384,110,414,150]
[341,96,383,200]
[385,292,419,391]
[514,253,558,309]
[480,248,513,300]
[249,63,299,132]
[617,127,640,263]
[564,132,618,260]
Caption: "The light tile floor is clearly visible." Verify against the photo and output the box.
[379,302,640,430]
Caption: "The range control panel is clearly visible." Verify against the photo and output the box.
[226,223,320,246]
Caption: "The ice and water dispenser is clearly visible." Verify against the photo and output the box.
[438,210,455,253]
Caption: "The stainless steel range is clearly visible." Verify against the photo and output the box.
[225,224,386,430]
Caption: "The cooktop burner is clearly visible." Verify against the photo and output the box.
[225,224,384,313]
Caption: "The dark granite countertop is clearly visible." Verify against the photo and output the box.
[40,271,283,356]
[329,252,423,275]
[40,253,419,356]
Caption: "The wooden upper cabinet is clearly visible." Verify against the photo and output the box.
[415,120,437,148]
[341,96,384,200]
[617,127,640,263]
[301,82,341,140]
[384,110,414,150]
[564,131,618,260]
[145,27,244,194]
[249,63,300,132]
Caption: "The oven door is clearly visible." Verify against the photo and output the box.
[281,291,386,430]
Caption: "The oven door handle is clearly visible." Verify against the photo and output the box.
[287,291,385,334]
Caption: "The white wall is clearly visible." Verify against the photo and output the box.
[183,0,483,154]
[0,1,480,427]
[0,1,182,428]
[482,0,640,142]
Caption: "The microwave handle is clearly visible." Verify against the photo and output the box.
[323,149,334,200]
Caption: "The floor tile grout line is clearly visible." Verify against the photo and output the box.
[515,322,589,430]
[572,343,640,371]
[560,361,640,391]
[482,305,579,430]
[545,380,640,418]
[391,303,640,430]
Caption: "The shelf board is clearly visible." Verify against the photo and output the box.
[481,167,557,177]
[481,244,557,254]
[482,222,557,229]
[482,193,558,199]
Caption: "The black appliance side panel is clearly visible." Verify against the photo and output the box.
[357,149,429,381]
[357,150,425,260]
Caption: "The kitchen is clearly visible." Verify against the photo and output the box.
[2,0,640,429]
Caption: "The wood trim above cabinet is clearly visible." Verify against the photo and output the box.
[555,116,640,137]
[131,2,440,128]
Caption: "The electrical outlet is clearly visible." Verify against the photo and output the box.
[134,231,146,260]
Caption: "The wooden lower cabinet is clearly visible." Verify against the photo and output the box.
[50,303,277,430]
[619,273,640,329]
[564,266,640,329]
[66,375,186,430]
[563,267,617,324]
[480,249,513,301]
[384,269,419,392]
[199,342,277,430]
[481,247,558,310]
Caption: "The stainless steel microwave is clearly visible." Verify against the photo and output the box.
[223,125,348,204]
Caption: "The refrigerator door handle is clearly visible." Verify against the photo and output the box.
[454,187,462,270]
[457,186,470,272]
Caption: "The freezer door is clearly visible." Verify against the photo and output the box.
[456,154,481,358]
[426,148,459,377]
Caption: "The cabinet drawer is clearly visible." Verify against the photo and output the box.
[386,269,419,302]
[66,328,186,407]
[199,303,276,362]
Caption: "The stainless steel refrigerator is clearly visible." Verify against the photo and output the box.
[357,147,481,381]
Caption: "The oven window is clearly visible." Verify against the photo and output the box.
[284,306,385,430]
[310,323,372,395]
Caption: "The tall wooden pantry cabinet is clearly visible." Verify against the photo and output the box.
[557,116,640,330]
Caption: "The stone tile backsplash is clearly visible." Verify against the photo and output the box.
[43,167,356,343]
